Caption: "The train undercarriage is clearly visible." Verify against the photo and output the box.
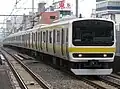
[3,44,114,75]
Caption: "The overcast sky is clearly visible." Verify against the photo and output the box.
[0,0,96,28]
[0,0,96,39]
[0,0,96,17]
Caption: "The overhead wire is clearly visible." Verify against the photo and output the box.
[2,0,23,28]
[9,0,31,33]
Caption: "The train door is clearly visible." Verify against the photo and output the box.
[43,31,46,52]
[46,30,48,52]
[56,30,61,55]
[35,32,37,50]
[49,31,52,53]
[21,35,24,47]
[40,31,42,50]
[66,28,68,58]
[25,35,26,47]
[53,29,56,53]
[61,29,64,55]
[27,34,29,48]
[32,33,33,49]
[33,33,35,49]
[29,33,30,48]
[38,32,40,51]
[30,32,32,49]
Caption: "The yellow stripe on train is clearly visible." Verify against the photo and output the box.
[68,48,116,52]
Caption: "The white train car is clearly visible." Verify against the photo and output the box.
[3,18,116,75]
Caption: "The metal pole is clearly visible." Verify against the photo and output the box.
[32,0,34,15]
[76,0,78,17]
[16,0,17,4]
[32,0,34,27]
[53,0,55,4]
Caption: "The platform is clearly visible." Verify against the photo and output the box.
[0,65,14,89]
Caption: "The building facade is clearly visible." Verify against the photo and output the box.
[96,0,120,55]
[96,0,120,21]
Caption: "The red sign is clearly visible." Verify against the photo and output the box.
[59,0,65,9]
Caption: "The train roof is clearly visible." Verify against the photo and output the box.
[40,17,115,28]
[4,17,115,39]
[5,24,48,39]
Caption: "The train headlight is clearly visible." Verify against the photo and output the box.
[78,54,82,57]
[103,54,107,57]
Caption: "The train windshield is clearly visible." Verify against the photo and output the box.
[72,20,114,46]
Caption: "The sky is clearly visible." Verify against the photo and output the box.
[0,0,96,32]
[0,0,96,20]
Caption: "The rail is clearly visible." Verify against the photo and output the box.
[1,48,52,89]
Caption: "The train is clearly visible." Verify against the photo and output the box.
[3,18,116,75]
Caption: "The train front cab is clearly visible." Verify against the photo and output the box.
[68,19,116,75]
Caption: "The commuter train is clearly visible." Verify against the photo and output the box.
[3,18,116,75]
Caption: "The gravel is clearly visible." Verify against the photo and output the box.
[23,60,95,89]
[4,47,95,89]
[0,65,14,89]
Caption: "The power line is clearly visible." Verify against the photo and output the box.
[2,0,23,24]
[15,8,37,10]
[0,22,23,24]
[1,0,23,33]
[14,0,29,14]
[0,15,29,16]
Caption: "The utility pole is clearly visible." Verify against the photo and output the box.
[76,0,84,17]
[32,0,34,14]
[32,0,34,27]
[16,0,17,4]
[53,0,55,4]
[76,0,78,17]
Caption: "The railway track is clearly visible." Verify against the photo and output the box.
[10,50,118,89]
[1,48,52,89]
[2,47,120,89]
[99,74,120,88]
[12,53,110,89]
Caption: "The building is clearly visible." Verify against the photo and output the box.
[5,20,12,36]
[36,1,72,24]
[96,0,120,22]
[39,12,59,24]
[6,1,72,34]
[91,9,96,18]
[96,0,120,55]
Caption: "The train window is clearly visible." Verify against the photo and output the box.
[46,31,48,43]
[61,29,64,44]
[32,34,33,42]
[38,32,40,46]
[34,33,35,41]
[49,31,52,43]
[36,32,38,49]
[66,28,68,42]
[57,30,60,42]
[41,31,42,43]
[18,36,19,41]
[72,20,114,46]
[32,33,33,47]
[28,34,29,40]
[43,32,46,42]
[25,35,27,40]
[40,31,42,49]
